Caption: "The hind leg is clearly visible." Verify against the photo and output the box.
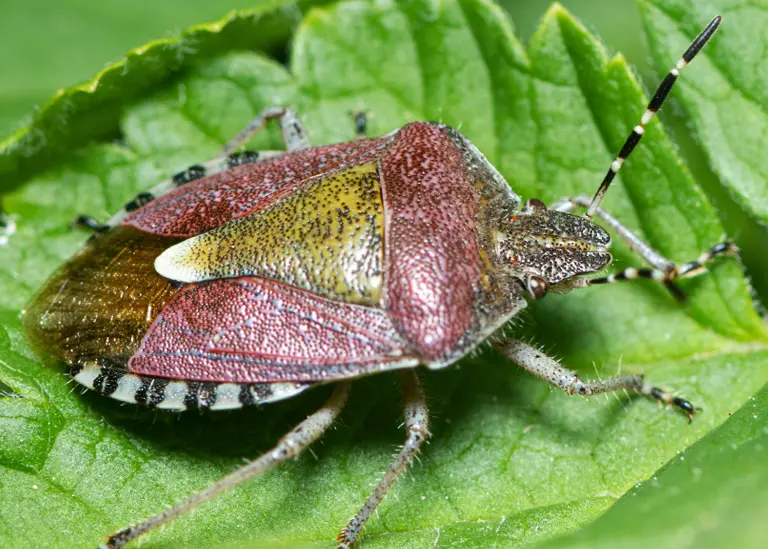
[100,382,350,549]
[223,106,311,154]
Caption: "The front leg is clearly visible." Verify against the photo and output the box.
[551,195,738,299]
[498,340,698,422]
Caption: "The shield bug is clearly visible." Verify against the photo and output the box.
[22,15,732,549]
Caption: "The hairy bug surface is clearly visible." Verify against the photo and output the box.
[21,14,734,549]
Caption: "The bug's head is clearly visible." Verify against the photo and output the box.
[497,199,612,300]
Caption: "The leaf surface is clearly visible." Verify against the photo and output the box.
[639,0,768,224]
[536,381,768,549]
[0,0,331,191]
[1,1,766,548]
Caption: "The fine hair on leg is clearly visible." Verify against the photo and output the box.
[223,106,311,155]
[336,370,430,548]
[100,383,350,549]
[498,340,698,421]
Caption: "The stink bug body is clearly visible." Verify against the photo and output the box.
[22,16,733,549]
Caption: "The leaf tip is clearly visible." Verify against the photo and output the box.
[542,2,567,24]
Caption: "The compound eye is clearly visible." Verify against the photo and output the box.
[527,275,549,300]
[525,198,547,213]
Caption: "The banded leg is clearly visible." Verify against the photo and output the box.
[99,383,350,549]
[77,106,304,233]
[337,370,430,549]
[223,106,311,154]
[73,188,153,234]
[499,340,698,421]
[552,195,738,299]
[585,16,721,215]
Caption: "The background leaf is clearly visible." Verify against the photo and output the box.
[638,0,768,307]
[1,1,766,549]
[536,381,768,549]
[0,0,280,135]
[0,0,331,191]
[639,0,768,224]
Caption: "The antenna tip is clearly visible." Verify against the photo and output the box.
[685,15,723,62]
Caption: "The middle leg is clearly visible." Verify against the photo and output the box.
[337,370,430,549]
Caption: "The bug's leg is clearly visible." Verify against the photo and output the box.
[71,215,110,233]
[585,240,738,302]
[99,383,350,549]
[551,195,738,300]
[98,108,298,230]
[498,340,699,422]
[336,370,430,549]
[223,106,310,155]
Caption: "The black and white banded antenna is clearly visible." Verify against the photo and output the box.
[586,15,722,218]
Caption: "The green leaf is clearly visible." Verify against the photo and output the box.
[1,1,766,549]
[0,0,302,138]
[0,0,332,193]
[536,381,768,549]
[639,0,768,224]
